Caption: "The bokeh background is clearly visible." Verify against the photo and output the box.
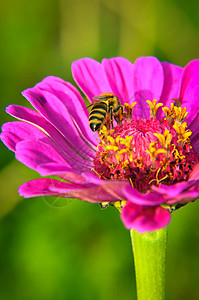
[0,0,199,299]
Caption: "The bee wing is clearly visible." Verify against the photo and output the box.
[93,95,109,100]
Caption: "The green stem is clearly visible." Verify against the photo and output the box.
[130,227,167,300]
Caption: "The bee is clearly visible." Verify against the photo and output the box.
[88,93,123,132]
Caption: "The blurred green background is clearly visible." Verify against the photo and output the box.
[0,0,199,299]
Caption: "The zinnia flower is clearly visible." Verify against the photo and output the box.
[1,56,199,233]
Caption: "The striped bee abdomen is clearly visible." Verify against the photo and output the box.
[89,102,108,132]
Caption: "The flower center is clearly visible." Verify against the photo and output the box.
[93,99,198,193]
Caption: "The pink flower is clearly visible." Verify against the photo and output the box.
[1,56,199,233]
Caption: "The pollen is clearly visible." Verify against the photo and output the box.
[93,98,199,194]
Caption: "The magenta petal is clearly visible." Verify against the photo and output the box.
[37,163,91,185]
[6,105,94,171]
[189,163,199,180]
[19,178,117,203]
[72,58,111,101]
[157,62,183,119]
[189,113,199,139]
[102,57,134,105]
[133,57,164,119]
[181,80,199,124]
[121,202,171,233]
[152,178,199,205]
[35,76,98,147]
[191,133,199,152]
[1,121,47,151]
[15,140,67,172]
[179,59,199,123]
[99,181,165,206]
[179,59,199,98]
[123,184,165,205]
[22,88,96,160]
[18,178,87,198]
[37,163,74,176]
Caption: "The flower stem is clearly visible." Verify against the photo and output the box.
[130,227,167,300]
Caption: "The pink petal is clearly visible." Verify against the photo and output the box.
[189,113,199,139]
[179,60,199,98]
[102,57,134,105]
[191,133,199,152]
[35,76,98,147]
[22,87,96,160]
[121,183,165,205]
[189,163,199,180]
[157,62,183,119]
[1,121,47,151]
[99,181,165,206]
[151,178,199,205]
[15,140,68,173]
[152,181,193,198]
[37,163,91,184]
[6,105,94,170]
[132,56,164,119]
[19,178,117,203]
[181,81,199,124]
[72,58,111,102]
[121,202,171,233]
[179,59,199,124]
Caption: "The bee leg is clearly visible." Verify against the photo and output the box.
[110,107,114,129]
[114,105,124,125]
[104,114,111,130]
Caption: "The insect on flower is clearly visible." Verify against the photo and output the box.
[88,93,123,132]
[1,56,199,233]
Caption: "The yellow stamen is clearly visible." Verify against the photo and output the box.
[91,168,106,179]
[149,168,168,185]
[146,142,167,169]
[154,130,173,150]
[173,106,188,124]
[129,177,134,188]
[120,135,133,149]
[146,99,163,118]
[173,121,192,144]
[162,103,176,123]
[106,145,119,151]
